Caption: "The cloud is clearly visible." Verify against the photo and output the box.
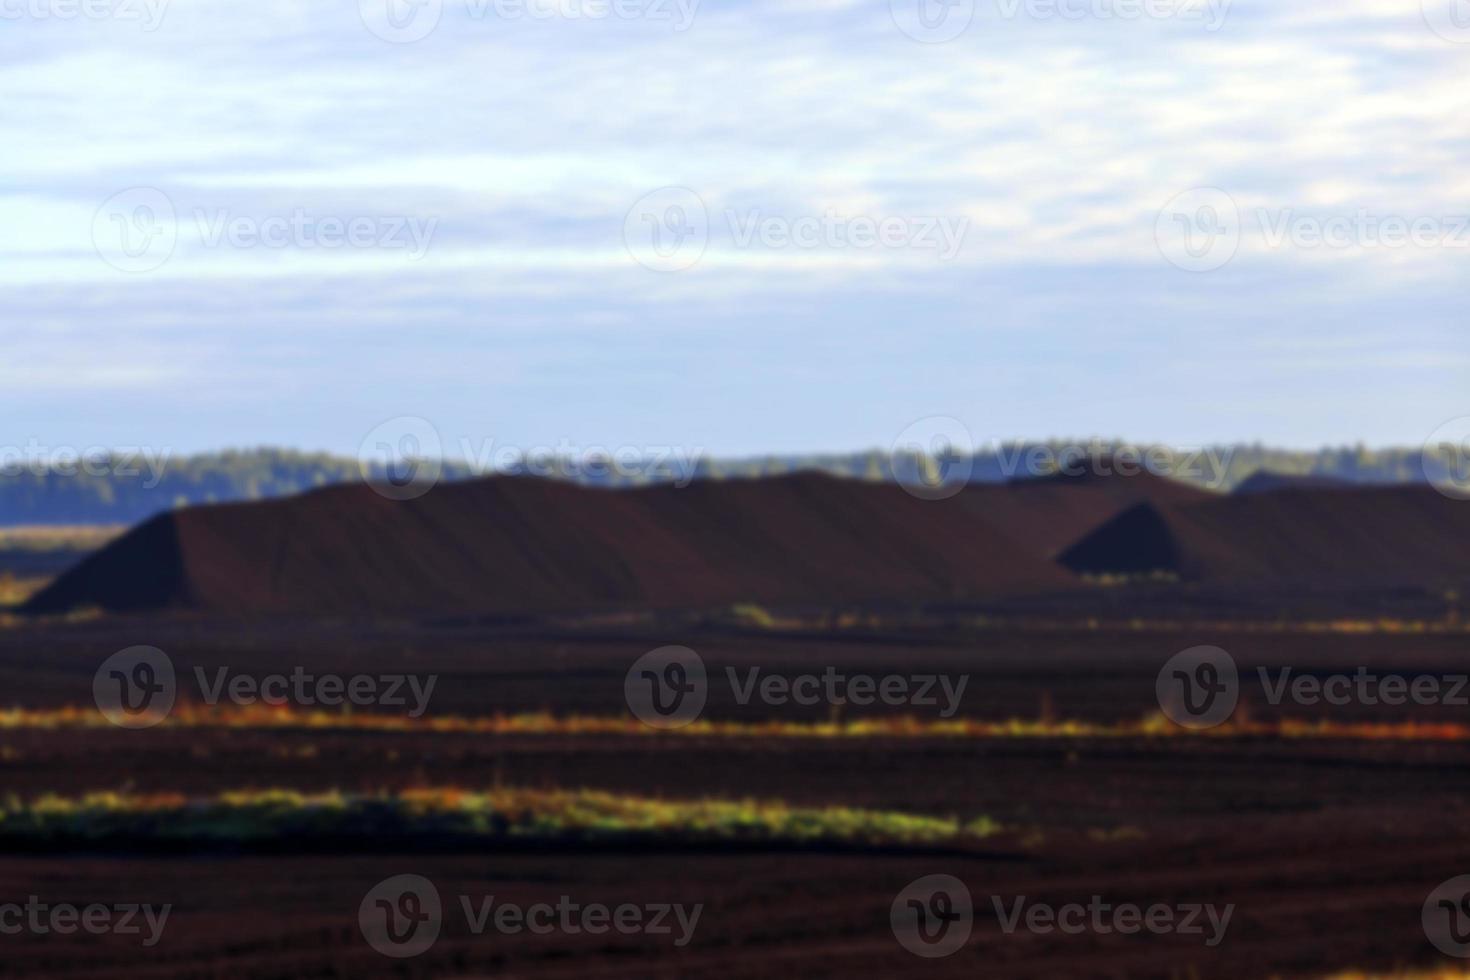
[0,0,1466,448]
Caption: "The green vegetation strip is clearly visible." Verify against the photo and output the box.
[0,789,1000,850]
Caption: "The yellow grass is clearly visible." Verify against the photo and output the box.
[0,787,1001,848]
[0,526,123,550]
[3,703,1470,742]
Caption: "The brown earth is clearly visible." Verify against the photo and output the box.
[1061,487,1470,589]
[1,618,1468,977]
[24,474,1096,616]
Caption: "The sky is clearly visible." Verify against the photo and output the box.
[2,0,1468,461]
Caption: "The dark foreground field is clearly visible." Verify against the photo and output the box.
[0,613,1468,978]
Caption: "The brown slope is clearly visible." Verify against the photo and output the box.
[1058,485,1470,588]
[23,473,1079,617]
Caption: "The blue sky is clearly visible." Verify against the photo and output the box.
[2,0,1468,457]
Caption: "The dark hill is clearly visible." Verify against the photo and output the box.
[956,468,1215,558]
[1058,486,1470,588]
[24,473,1080,617]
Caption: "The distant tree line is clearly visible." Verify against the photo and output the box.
[0,443,1457,526]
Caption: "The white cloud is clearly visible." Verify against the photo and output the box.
[1,0,1467,448]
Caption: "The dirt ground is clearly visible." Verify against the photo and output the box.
[0,614,1467,977]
